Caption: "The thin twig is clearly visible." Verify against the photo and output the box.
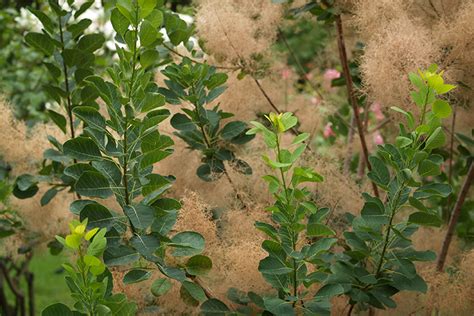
[357,101,371,178]
[368,118,391,133]
[0,262,25,316]
[278,27,324,99]
[437,162,474,271]
[162,43,240,71]
[335,15,379,198]
[445,105,457,218]
[223,168,247,209]
[448,105,457,186]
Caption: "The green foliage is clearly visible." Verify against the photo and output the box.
[201,113,331,314]
[161,58,254,182]
[0,8,50,122]
[43,219,137,315]
[69,0,210,306]
[13,0,106,203]
[16,0,213,311]
[314,65,455,312]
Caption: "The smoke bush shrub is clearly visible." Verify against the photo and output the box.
[17,0,214,311]
[201,112,334,315]
[315,65,455,313]
[200,66,455,315]
[161,57,254,182]
[12,0,106,203]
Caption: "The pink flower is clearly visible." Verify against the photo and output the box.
[373,131,384,145]
[323,69,341,81]
[323,68,340,91]
[281,68,292,80]
[370,102,385,121]
[323,122,335,138]
[311,96,321,106]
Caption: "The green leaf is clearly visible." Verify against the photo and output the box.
[206,73,228,90]
[392,273,427,293]
[104,245,140,266]
[390,106,415,129]
[307,223,336,237]
[186,255,212,276]
[201,299,230,315]
[140,149,172,169]
[367,156,390,187]
[123,269,152,284]
[80,202,115,229]
[435,84,455,95]
[63,137,102,161]
[418,156,442,177]
[42,303,74,316]
[141,93,165,113]
[68,19,93,38]
[263,297,295,316]
[315,283,346,299]
[305,238,337,259]
[292,166,323,185]
[111,8,130,35]
[151,278,172,297]
[262,155,292,169]
[124,204,155,230]
[102,293,137,316]
[130,234,160,260]
[170,231,205,257]
[78,33,105,52]
[65,234,81,249]
[408,212,442,227]
[424,127,446,151]
[181,280,207,303]
[47,110,67,134]
[255,222,279,241]
[138,0,157,19]
[140,49,160,69]
[146,9,164,28]
[75,171,113,198]
[25,32,55,56]
[170,113,195,131]
[396,136,413,148]
[40,188,58,206]
[139,20,158,46]
[221,121,247,140]
[230,159,252,175]
[74,0,94,18]
[432,99,452,118]
[64,163,96,180]
[73,106,106,131]
[408,197,428,212]
[280,112,298,131]
[414,183,452,199]
[292,132,309,145]
[360,200,388,226]
[258,257,292,275]
[408,72,423,89]
[29,9,55,33]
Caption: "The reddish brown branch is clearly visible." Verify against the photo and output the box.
[437,162,474,271]
[335,15,379,198]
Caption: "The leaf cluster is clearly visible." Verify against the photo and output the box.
[313,65,455,312]
[44,219,137,315]
[201,113,332,315]
[161,57,254,181]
